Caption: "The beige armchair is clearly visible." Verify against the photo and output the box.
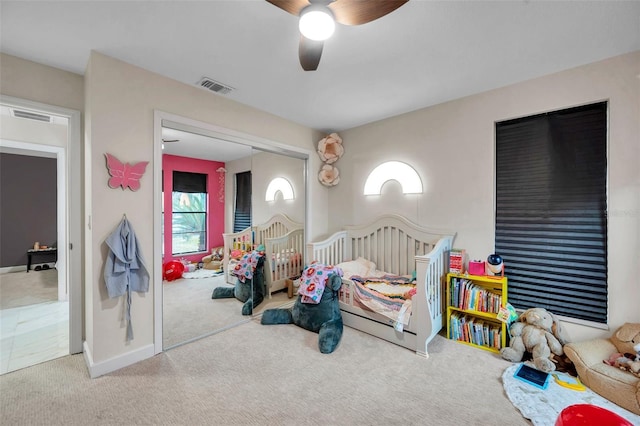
[202,246,224,271]
[564,325,640,415]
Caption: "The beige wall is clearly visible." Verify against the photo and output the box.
[1,53,84,111]
[0,53,81,149]
[252,151,306,226]
[335,51,640,341]
[84,52,325,364]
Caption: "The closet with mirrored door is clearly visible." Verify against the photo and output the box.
[159,119,307,350]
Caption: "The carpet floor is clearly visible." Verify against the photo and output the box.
[1,320,530,425]
[162,274,293,348]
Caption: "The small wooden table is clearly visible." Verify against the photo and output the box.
[27,247,57,272]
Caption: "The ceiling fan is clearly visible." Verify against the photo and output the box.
[267,0,409,71]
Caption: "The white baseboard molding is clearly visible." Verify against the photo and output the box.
[0,265,27,274]
[83,341,155,378]
[0,263,56,274]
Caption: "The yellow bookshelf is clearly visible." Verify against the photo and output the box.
[446,272,508,353]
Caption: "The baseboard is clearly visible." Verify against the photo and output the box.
[0,265,27,274]
[0,264,55,274]
[83,341,155,378]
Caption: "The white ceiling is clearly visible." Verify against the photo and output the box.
[1,1,638,135]
[161,126,253,162]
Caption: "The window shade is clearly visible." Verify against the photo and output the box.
[495,102,607,323]
[173,171,207,193]
[234,171,252,233]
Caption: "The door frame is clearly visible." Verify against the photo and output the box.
[0,95,83,354]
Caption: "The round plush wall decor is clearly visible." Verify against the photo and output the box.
[318,164,340,187]
[317,133,344,164]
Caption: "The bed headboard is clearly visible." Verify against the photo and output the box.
[308,214,456,276]
[254,213,303,245]
[344,215,455,275]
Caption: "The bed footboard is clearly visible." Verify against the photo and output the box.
[306,230,349,267]
[223,227,253,284]
[264,228,305,297]
[414,238,452,358]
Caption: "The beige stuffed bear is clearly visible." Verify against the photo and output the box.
[501,307,567,372]
[605,322,640,377]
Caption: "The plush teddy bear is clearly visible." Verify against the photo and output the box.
[211,253,265,316]
[604,322,640,377]
[500,307,569,372]
[261,273,343,354]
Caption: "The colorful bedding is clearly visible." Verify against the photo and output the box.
[349,274,415,331]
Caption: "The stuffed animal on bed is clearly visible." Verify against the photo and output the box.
[261,264,343,354]
[604,322,640,377]
[211,252,265,316]
[500,307,569,372]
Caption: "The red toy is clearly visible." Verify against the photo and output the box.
[555,404,633,426]
[163,261,184,281]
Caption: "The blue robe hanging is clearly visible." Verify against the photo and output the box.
[104,216,149,341]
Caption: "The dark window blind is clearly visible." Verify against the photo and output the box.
[234,171,252,233]
[173,171,207,193]
[495,102,607,323]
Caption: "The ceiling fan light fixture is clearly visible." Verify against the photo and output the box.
[299,5,335,41]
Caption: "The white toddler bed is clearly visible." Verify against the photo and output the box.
[306,214,455,357]
[223,214,305,297]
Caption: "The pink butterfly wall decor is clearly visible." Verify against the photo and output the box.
[105,153,149,191]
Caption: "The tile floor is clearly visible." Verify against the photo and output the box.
[0,300,69,375]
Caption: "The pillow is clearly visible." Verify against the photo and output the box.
[355,256,376,271]
[337,257,377,279]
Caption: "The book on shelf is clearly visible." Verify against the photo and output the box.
[449,249,465,274]
[448,276,502,314]
[448,312,503,349]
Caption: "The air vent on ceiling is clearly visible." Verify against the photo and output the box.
[197,77,234,95]
[10,108,53,123]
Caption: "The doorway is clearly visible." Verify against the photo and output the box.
[153,111,310,353]
[0,96,82,374]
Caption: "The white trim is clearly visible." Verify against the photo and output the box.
[0,265,27,274]
[153,113,163,355]
[0,95,83,355]
[160,112,310,160]
[83,341,155,378]
[153,110,312,355]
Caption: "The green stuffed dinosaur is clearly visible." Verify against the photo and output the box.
[261,273,343,354]
[211,254,265,316]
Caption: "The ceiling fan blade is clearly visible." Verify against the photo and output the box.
[265,0,310,17]
[299,36,324,71]
[329,0,409,26]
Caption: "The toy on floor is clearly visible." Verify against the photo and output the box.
[261,263,343,354]
[603,322,640,377]
[501,307,570,373]
[211,252,265,316]
[163,260,184,281]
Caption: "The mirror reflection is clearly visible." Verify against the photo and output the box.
[161,125,305,350]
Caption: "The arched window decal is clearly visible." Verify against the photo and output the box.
[363,161,423,195]
[265,177,294,201]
